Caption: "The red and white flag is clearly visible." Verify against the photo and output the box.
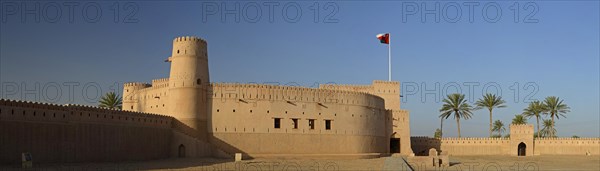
[376,33,390,44]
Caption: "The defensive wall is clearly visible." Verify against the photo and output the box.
[411,124,600,156]
[0,99,218,164]
[208,83,397,158]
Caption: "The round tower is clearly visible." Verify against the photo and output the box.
[167,36,210,140]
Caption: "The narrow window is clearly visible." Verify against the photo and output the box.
[197,79,201,85]
[274,118,281,129]
[131,106,133,110]
[325,120,332,130]
[292,119,298,129]
[308,119,315,130]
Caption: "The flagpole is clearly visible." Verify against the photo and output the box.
[388,33,391,81]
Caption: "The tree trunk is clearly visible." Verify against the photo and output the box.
[551,114,555,137]
[536,116,540,138]
[489,109,493,137]
[440,117,444,138]
[456,117,461,138]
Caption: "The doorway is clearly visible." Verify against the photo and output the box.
[390,138,400,153]
[518,142,526,156]
[178,144,186,158]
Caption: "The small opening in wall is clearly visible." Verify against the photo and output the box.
[250,110,252,113]
[197,79,201,85]
[233,109,236,112]
[308,119,315,130]
[62,114,65,118]
[177,50,180,54]
[43,112,45,117]
[131,106,133,110]
[217,109,220,112]
[23,111,25,116]
[12,109,14,115]
[325,120,332,130]
[292,119,298,129]
[319,113,321,115]
[285,111,288,114]
[274,118,281,129]
[53,113,56,118]
[267,110,270,113]
[33,112,36,116]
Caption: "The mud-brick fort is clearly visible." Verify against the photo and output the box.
[0,36,598,164]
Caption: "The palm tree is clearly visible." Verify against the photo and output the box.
[540,119,556,138]
[492,120,505,137]
[543,96,570,137]
[511,114,527,125]
[475,93,507,137]
[522,101,546,138]
[98,92,122,109]
[434,128,442,138]
[439,93,474,137]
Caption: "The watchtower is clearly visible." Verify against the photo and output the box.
[166,36,210,140]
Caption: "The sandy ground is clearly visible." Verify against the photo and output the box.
[1,155,598,170]
[446,155,600,171]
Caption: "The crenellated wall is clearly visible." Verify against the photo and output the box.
[320,80,401,110]
[535,138,600,155]
[411,137,511,156]
[0,99,214,164]
[207,83,394,158]
[411,124,600,156]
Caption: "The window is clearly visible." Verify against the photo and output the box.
[274,118,281,128]
[292,119,298,129]
[308,119,315,130]
[325,120,332,130]
[197,79,201,85]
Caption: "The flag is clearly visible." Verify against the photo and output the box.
[376,33,390,44]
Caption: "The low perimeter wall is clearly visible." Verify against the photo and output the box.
[411,137,600,156]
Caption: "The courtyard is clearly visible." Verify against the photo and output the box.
[1,155,598,171]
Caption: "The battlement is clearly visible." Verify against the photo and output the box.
[152,78,169,84]
[373,80,400,85]
[0,99,170,118]
[173,36,207,44]
[124,82,151,87]
[210,82,378,97]
[410,136,509,141]
[510,124,533,128]
[535,137,600,140]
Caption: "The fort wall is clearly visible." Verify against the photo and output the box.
[208,83,393,158]
[535,138,600,155]
[411,137,511,156]
[0,99,213,164]
[319,80,401,110]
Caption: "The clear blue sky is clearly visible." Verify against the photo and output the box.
[1,1,598,137]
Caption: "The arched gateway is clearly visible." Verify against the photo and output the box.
[518,142,526,156]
